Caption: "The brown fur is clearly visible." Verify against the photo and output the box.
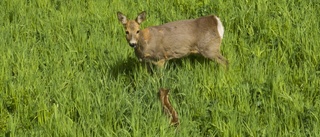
[117,11,228,68]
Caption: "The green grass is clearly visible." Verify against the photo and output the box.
[1,0,319,136]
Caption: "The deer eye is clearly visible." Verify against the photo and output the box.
[125,31,129,35]
[136,30,140,34]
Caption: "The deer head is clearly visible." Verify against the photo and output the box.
[117,11,146,48]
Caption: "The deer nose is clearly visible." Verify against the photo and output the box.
[129,43,137,48]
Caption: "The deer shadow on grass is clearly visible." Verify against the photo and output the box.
[165,54,220,70]
[109,57,141,79]
[109,55,217,79]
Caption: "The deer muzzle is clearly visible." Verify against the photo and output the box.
[129,43,137,48]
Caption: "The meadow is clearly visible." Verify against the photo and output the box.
[0,0,319,136]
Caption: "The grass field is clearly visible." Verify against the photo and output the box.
[1,0,320,136]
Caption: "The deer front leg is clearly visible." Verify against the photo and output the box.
[143,53,166,68]
[152,59,166,68]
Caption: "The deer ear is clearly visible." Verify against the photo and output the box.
[136,11,146,24]
[117,12,127,25]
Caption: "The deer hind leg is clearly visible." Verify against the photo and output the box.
[205,51,228,68]
[213,52,229,67]
[200,45,228,68]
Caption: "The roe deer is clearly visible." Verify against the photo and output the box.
[117,11,228,68]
